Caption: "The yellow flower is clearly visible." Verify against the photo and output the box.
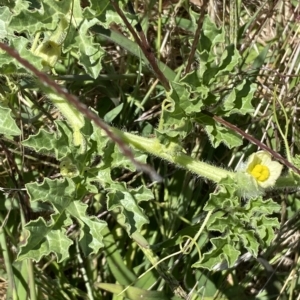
[245,151,283,189]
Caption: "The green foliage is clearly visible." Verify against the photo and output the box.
[19,177,107,260]
[1,1,298,299]
[193,178,281,269]
[19,117,154,261]
[0,105,21,135]
[18,214,74,262]
[157,16,255,147]
[4,0,104,77]
[97,282,182,300]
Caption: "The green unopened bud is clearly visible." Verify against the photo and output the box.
[33,17,68,67]
[60,157,79,178]
[34,40,61,67]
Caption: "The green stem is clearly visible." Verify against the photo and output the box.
[27,259,37,300]
[190,210,213,249]
[139,246,187,299]
[113,129,235,183]
[30,32,40,52]
[76,242,95,300]
[0,215,17,299]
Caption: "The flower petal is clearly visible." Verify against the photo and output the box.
[245,151,283,189]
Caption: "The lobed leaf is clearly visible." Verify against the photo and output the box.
[67,201,107,256]
[8,0,72,34]
[107,183,153,235]
[0,105,21,136]
[18,215,73,262]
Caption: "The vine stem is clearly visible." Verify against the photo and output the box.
[114,129,235,183]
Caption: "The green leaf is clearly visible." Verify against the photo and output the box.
[104,103,124,123]
[9,0,72,34]
[204,176,238,206]
[0,6,13,38]
[196,15,225,76]
[97,283,174,300]
[102,226,138,285]
[107,183,153,235]
[23,177,107,260]
[54,121,74,159]
[202,45,240,85]
[245,196,281,215]
[22,120,78,160]
[75,18,104,79]
[66,201,107,255]
[111,144,148,171]
[0,105,21,136]
[155,96,192,140]
[215,45,240,75]
[83,0,116,24]
[222,80,256,115]
[0,37,43,73]
[91,124,149,182]
[222,243,241,268]
[90,122,111,153]
[197,179,281,269]
[26,178,76,211]
[239,229,260,256]
[205,121,242,148]
[256,216,280,245]
[193,236,240,270]
[206,212,233,233]
[170,81,204,114]
[197,15,224,53]
[245,198,280,245]
[22,128,56,154]
[18,215,73,262]
[203,15,225,43]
